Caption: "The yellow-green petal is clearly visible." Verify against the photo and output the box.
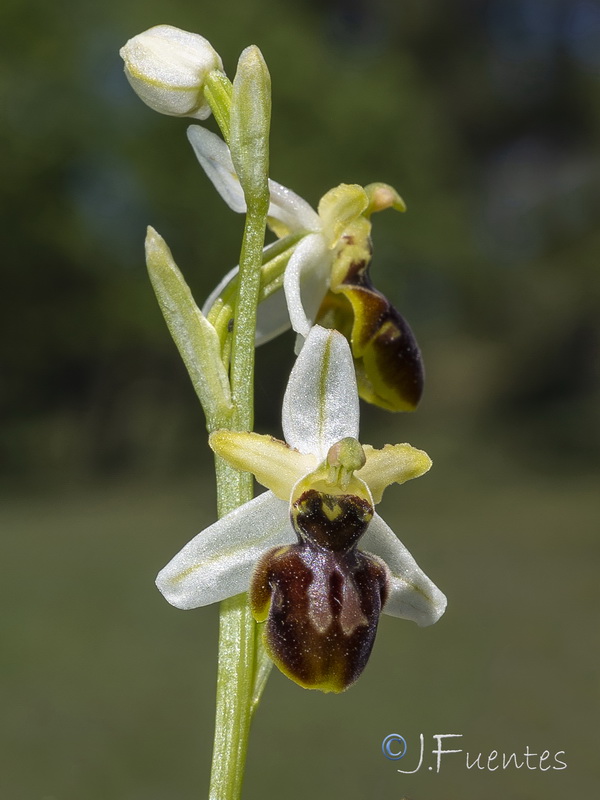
[356,443,432,503]
[363,182,407,215]
[209,430,315,500]
[317,184,369,247]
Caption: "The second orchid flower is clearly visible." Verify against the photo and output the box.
[189,127,425,412]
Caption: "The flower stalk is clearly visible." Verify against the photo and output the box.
[209,45,272,800]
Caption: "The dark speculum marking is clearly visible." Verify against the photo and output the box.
[250,490,389,692]
[292,489,373,551]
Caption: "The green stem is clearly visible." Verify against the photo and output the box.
[203,51,272,799]
[208,199,269,799]
[209,531,256,800]
[207,234,302,345]
[229,204,269,429]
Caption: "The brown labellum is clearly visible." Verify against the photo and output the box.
[250,490,389,692]
[317,244,424,412]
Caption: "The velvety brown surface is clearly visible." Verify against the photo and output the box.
[250,490,388,692]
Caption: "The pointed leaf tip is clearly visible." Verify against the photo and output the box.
[144,229,232,424]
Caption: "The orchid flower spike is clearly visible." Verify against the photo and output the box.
[156,326,446,693]
[120,25,223,119]
[188,126,424,412]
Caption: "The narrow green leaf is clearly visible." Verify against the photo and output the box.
[145,227,232,426]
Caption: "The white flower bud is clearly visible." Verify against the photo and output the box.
[120,25,223,119]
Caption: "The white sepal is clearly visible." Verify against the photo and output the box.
[202,264,240,317]
[253,290,292,344]
[267,179,320,234]
[187,126,247,212]
[282,233,330,337]
[282,326,360,459]
[187,126,320,233]
[156,492,294,609]
[361,514,447,627]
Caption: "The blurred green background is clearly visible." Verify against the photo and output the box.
[1,0,599,798]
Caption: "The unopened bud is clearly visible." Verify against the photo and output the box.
[120,25,223,119]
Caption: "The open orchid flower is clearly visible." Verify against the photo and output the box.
[188,126,424,411]
[156,325,446,692]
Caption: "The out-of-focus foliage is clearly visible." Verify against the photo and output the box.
[2,0,599,480]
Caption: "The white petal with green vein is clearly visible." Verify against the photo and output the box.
[156,491,294,609]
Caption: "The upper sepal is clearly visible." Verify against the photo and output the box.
[282,326,359,458]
